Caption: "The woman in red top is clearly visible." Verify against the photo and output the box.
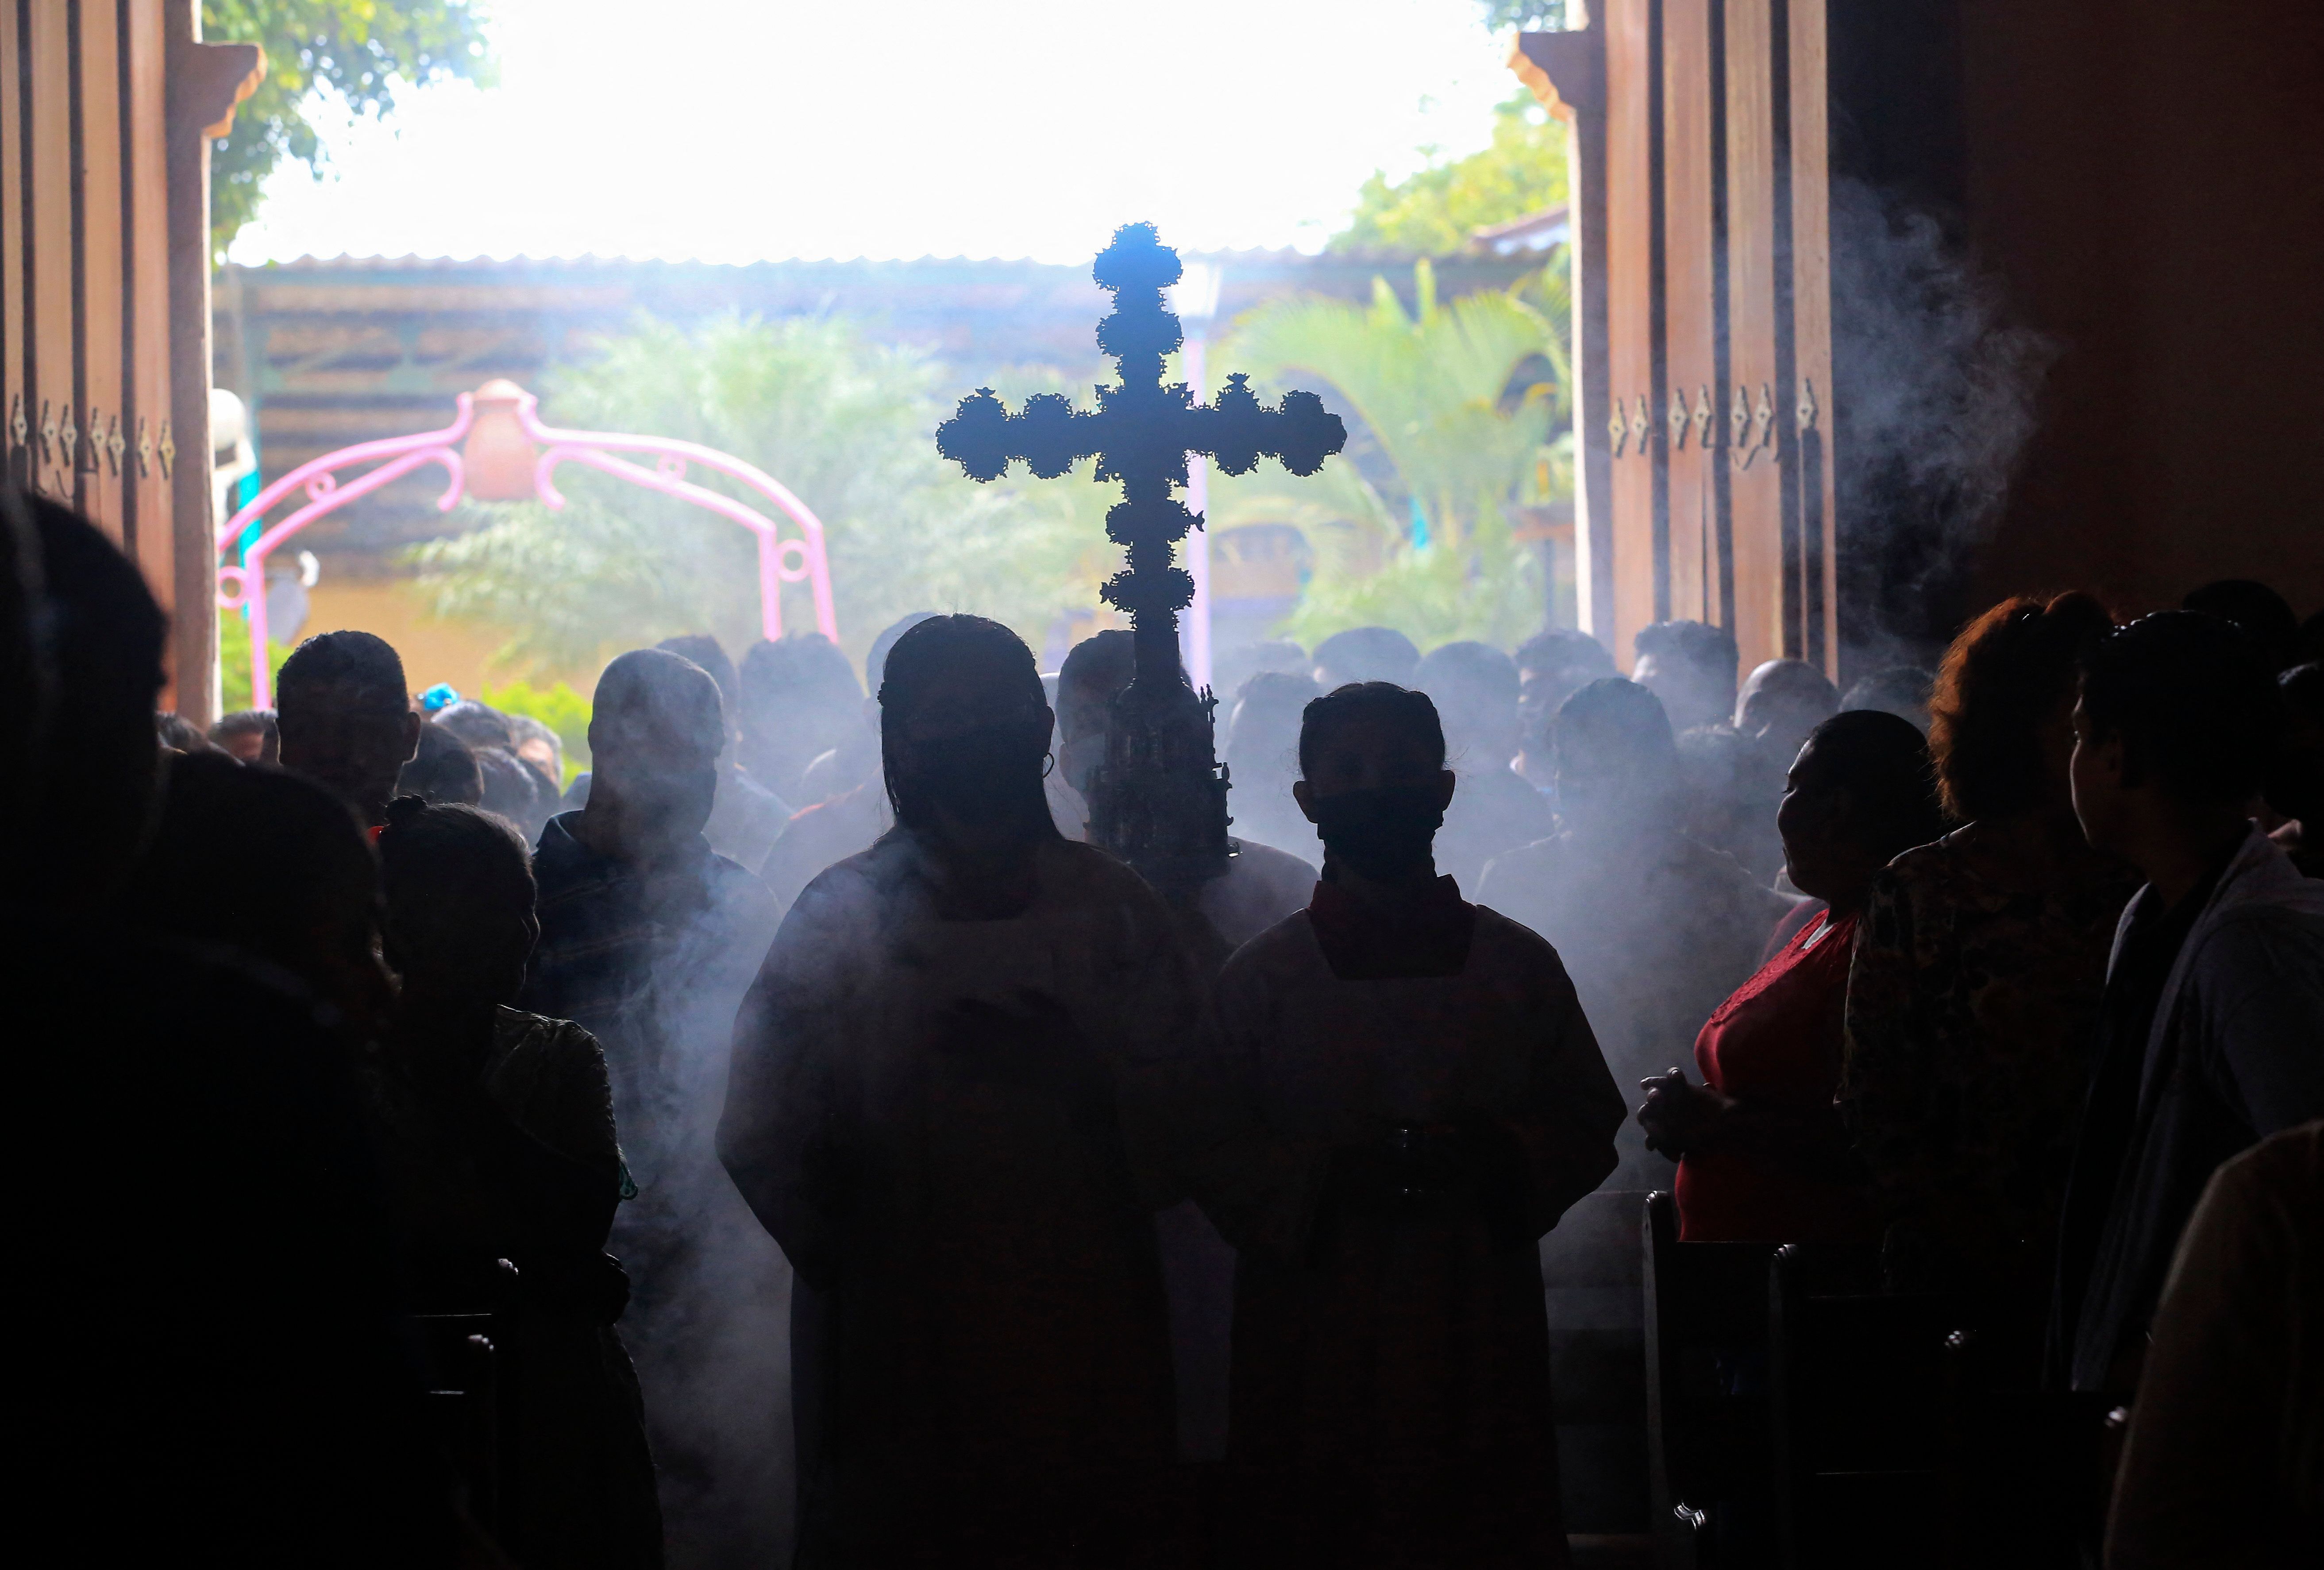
[1638,710,1945,1242]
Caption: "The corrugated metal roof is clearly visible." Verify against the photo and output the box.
[243,244,1460,273]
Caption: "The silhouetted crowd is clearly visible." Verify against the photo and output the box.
[10,481,2320,1570]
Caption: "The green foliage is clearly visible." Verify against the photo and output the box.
[411,313,1117,674]
[1476,0,1571,29]
[216,609,293,713]
[480,678,590,781]
[1210,254,1573,651]
[204,0,495,258]
[1331,92,1568,256]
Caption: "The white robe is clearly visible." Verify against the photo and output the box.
[1214,898,1624,1563]
[720,831,1287,1563]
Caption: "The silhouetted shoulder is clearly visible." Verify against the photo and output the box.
[784,835,898,927]
[1873,832,1975,909]
[707,846,778,912]
[1479,832,1565,888]
[1037,837,1185,927]
[1204,838,1319,951]
[1469,903,1571,972]
[487,1007,619,1169]
[1233,837,1319,882]
[490,1007,605,1075]
[1222,905,1320,973]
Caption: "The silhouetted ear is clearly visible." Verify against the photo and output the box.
[1434,769,1457,813]
[1292,778,1318,824]
[397,708,424,764]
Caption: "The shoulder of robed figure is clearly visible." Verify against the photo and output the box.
[1475,831,1564,900]
[1468,902,1581,995]
[1038,837,1183,923]
[779,834,900,935]
[1230,834,1318,877]
[1227,836,1320,896]
[1213,905,1322,1011]
[703,845,782,939]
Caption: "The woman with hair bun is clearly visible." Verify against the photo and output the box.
[1838,593,2139,1304]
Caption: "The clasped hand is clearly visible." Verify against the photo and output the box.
[1636,1068,1730,1157]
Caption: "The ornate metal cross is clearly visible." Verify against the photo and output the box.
[937,222,1346,893]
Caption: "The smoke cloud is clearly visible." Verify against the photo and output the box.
[1827,177,2058,662]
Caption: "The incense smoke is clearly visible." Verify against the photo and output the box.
[1827,177,2058,663]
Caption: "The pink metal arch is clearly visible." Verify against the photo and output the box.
[216,387,839,709]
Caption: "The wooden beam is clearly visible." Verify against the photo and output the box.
[163,0,251,721]
[1511,23,1614,648]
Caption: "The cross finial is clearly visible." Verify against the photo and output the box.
[935,223,1345,895]
[937,222,1344,679]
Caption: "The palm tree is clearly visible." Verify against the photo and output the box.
[1209,254,1573,650]
[412,312,1119,673]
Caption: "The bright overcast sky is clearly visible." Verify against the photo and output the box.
[227,0,1520,266]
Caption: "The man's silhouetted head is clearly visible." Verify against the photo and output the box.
[125,751,388,1028]
[1415,640,1523,769]
[1055,629,1136,795]
[276,631,420,826]
[1553,677,1679,841]
[583,648,726,863]
[1736,658,1840,768]
[1312,625,1420,690]
[1630,620,1738,736]
[879,614,1055,836]
[2071,612,2277,862]
[1295,682,1453,883]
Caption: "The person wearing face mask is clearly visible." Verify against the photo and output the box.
[521,647,784,1565]
[1478,678,1796,1187]
[722,614,1275,1569]
[1636,711,1945,1242]
[1214,681,1623,1569]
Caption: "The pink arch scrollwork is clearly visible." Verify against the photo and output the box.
[215,388,838,709]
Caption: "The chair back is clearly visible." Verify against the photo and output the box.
[410,1258,523,1550]
[1542,1188,1654,1549]
[1768,1244,1960,1570]
[1641,1191,1778,1568]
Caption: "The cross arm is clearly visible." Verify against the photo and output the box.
[1190,373,1346,478]
[936,388,1102,482]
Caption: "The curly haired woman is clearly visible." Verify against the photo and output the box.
[1838,594,2139,1307]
